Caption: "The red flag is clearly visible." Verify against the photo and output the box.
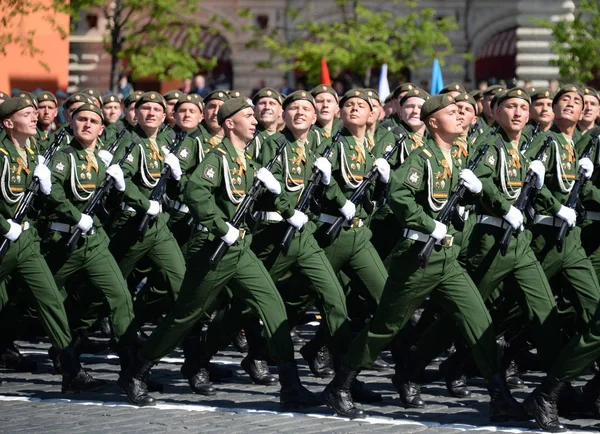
[321,57,332,86]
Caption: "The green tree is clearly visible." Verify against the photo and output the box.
[243,0,458,86]
[536,0,600,83]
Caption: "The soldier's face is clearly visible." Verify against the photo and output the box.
[284,100,316,133]
[228,107,257,142]
[4,107,38,136]
[400,97,424,129]
[497,98,530,134]
[341,98,370,128]
[255,98,282,126]
[553,93,583,124]
[482,95,494,117]
[71,111,104,145]
[102,102,122,124]
[125,103,137,126]
[530,98,553,125]
[314,93,339,123]
[582,95,600,123]
[166,99,178,124]
[204,100,225,132]
[37,101,57,127]
[384,101,394,117]
[66,102,85,123]
[136,102,166,129]
[429,104,462,135]
[456,101,477,132]
[175,103,201,131]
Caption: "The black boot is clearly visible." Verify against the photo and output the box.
[505,359,524,389]
[290,327,305,345]
[0,342,37,372]
[241,356,277,385]
[487,372,529,423]
[181,361,216,395]
[350,378,382,403]
[300,344,334,378]
[181,329,216,395]
[278,361,322,410]
[99,317,113,339]
[523,376,566,432]
[233,330,249,353]
[117,352,156,406]
[73,331,109,355]
[392,373,425,408]
[60,346,106,393]
[322,365,365,419]
[118,345,163,393]
[440,355,470,398]
[370,355,391,372]
[48,346,62,374]
[580,372,600,416]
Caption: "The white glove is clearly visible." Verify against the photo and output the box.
[286,210,309,230]
[164,152,182,181]
[529,160,546,189]
[77,213,94,233]
[221,222,240,246]
[430,220,447,241]
[557,205,576,227]
[374,158,391,183]
[579,157,594,180]
[34,159,52,195]
[257,167,281,195]
[146,200,161,216]
[106,164,125,192]
[98,149,114,166]
[504,205,524,231]
[339,200,356,220]
[459,169,482,194]
[314,157,331,186]
[4,219,22,242]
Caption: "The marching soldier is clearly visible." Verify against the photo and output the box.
[321,94,525,423]
[118,97,322,411]
[311,85,341,139]
[197,90,230,153]
[35,91,58,151]
[247,87,284,160]
[100,94,123,145]
[0,97,103,392]
[525,88,555,138]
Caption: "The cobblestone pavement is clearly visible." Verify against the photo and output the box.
[1,324,599,433]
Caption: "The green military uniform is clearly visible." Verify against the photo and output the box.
[41,111,137,347]
[410,123,562,374]
[525,120,600,324]
[139,136,295,366]
[0,100,72,351]
[341,134,500,380]
[109,96,186,326]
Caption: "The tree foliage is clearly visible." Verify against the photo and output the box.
[243,0,458,85]
[536,0,600,83]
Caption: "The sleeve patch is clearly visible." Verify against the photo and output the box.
[54,161,65,172]
[202,164,217,181]
[484,151,496,169]
[405,167,423,188]
[178,147,190,160]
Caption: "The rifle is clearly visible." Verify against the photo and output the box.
[520,123,540,154]
[209,135,288,268]
[279,131,340,254]
[556,128,600,252]
[0,129,66,260]
[324,132,406,243]
[499,135,553,256]
[64,131,133,253]
[417,143,490,268]
[137,130,187,240]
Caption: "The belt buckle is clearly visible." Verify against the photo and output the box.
[238,228,246,241]
[351,217,361,228]
[443,235,453,248]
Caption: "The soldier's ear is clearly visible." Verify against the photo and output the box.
[2,118,12,129]
[428,117,438,130]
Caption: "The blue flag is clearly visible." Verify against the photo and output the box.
[430,58,444,95]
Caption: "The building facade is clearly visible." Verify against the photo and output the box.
[68,0,575,95]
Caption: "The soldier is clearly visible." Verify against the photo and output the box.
[196,90,230,153]
[478,85,505,132]
[247,87,283,160]
[118,97,322,411]
[0,97,103,392]
[163,90,183,131]
[440,83,467,98]
[526,88,555,136]
[100,94,123,145]
[579,87,600,135]
[381,83,418,129]
[122,91,143,130]
[41,102,139,370]
[35,91,58,150]
[80,88,102,107]
[311,85,341,139]
[321,94,525,423]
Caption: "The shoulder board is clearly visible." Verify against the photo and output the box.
[245,153,252,159]
[215,147,227,155]
[419,148,433,160]
[0,148,9,155]
[61,146,78,156]
[493,136,504,149]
